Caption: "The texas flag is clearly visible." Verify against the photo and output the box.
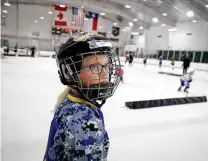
[85,12,99,31]
[53,5,69,26]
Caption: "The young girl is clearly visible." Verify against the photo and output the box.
[125,54,130,64]
[44,33,121,161]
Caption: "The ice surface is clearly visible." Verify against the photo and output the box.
[1,57,208,161]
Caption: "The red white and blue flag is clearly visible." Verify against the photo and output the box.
[85,12,99,31]
[72,7,84,28]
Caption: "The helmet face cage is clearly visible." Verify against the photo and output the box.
[63,50,121,101]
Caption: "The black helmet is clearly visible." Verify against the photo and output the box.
[56,32,121,105]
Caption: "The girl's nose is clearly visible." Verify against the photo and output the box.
[100,68,108,77]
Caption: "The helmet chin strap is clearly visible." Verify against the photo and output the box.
[86,82,114,97]
[82,90,107,108]
[73,83,114,108]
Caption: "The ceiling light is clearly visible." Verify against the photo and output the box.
[100,12,106,16]
[161,24,166,27]
[152,17,159,23]
[122,29,125,32]
[205,5,208,8]
[3,10,8,13]
[98,26,102,28]
[84,17,88,20]
[125,5,131,8]
[158,0,162,3]
[48,11,53,14]
[34,20,38,23]
[162,13,167,16]
[40,17,44,19]
[128,22,134,27]
[174,6,180,10]
[168,28,177,32]
[139,26,144,30]
[113,22,117,25]
[131,32,139,35]
[186,11,194,17]
[192,20,197,23]
[4,1,11,7]
[59,4,66,8]
[133,18,138,21]
[143,0,147,1]
[81,6,84,8]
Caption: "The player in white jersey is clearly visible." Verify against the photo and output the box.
[178,67,195,93]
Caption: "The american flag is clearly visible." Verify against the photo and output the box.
[72,7,84,28]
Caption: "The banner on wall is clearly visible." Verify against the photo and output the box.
[32,32,40,37]
[52,27,82,35]
[53,5,68,26]
[112,26,120,36]
[85,12,99,31]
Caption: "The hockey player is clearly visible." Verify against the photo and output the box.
[143,56,147,67]
[129,54,134,66]
[30,46,36,58]
[182,55,191,74]
[14,45,18,56]
[115,67,124,83]
[43,33,121,161]
[159,55,163,68]
[125,54,130,64]
[171,58,175,70]
[177,67,195,93]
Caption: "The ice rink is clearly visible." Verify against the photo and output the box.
[1,57,208,161]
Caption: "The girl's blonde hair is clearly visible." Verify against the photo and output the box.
[54,86,70,112]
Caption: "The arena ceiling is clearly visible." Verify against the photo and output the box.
[2,0,208,29]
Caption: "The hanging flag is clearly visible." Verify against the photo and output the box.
[85,12,99,31]
[53,5,68,26]
[72,7,84,28]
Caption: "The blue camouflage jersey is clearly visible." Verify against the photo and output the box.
[44,89,109,161]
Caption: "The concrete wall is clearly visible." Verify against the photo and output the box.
[169,21,208,51]
[1,4,53,50]
[143,21,208,55]
[145,26,169,54]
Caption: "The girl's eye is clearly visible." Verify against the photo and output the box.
[90,64,100,68]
